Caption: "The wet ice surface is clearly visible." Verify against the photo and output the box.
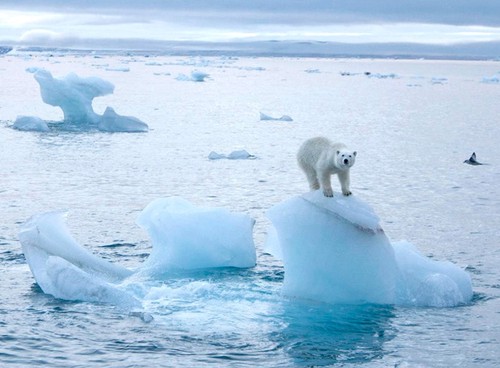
[1,53,500,367]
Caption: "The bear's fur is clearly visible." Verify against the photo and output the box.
[297,136,357,197]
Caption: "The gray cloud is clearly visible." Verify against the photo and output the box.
[3,0,500,27]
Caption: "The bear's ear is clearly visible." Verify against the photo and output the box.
[353,151,357,156]
[336,150,340,155]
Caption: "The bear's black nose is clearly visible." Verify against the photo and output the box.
[344,159,349,165]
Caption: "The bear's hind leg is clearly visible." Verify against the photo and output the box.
[319,172,334,197]
[304,169,320,191]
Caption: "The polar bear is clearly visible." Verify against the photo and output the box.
[297,136,356,197]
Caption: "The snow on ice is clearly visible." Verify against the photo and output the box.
[15,68,148,132]
[266,190,473,307]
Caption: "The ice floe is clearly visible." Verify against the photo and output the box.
[266,190,473,307]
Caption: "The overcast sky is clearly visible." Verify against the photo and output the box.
[1,1,500,51]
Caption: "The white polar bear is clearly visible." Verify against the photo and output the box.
[297,136,357,197]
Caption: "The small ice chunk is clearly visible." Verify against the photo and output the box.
[176,71,209,82]
[481,75,500,84]
[105,66,130,72]
[208,151,227,160]
[227,150,255,160]
[259,112,293,121]
[98,107,149,132]
[13,115,49,132]
[208,150,256,160]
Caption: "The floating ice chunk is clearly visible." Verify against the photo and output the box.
[368,73,398,79]
[227,149,255,159]
[13,115,49,132]
[208,151,227,160]
[259,112,293,122]
[105,66,130,72]
[137,197,256,273]
[431,77,448,85]
[481,74,500,84]
[18,211,138,307]
[176,70,209,82]
[266,191,473,307]
[98,107,148,132]
[33,69,114,124]
[208,150,256,160]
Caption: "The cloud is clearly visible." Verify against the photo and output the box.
[2,0,500,27]
[19,29,79,46]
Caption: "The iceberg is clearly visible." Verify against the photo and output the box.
[20,68,149,132]
[137,197,256,273]
[266,190,473,307]
[259,112,293,122]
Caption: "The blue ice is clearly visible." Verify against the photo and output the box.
[18,194,472,309]
[15,69,148,132]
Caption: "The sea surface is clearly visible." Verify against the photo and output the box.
[1,52,500,367]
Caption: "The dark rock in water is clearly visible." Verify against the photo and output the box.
[464,152,484,165]
[0,46,13,55]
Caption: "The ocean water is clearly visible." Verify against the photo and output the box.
[1,52,500,367]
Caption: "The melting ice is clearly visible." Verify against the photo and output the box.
[19,194,472,310]
[19,198,256,308]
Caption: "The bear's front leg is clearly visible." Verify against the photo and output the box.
[338,171,352,196]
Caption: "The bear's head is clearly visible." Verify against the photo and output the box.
[335,150,357,170]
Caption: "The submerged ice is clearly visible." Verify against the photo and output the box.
[266,191,473,307]
[16,68,148,132]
